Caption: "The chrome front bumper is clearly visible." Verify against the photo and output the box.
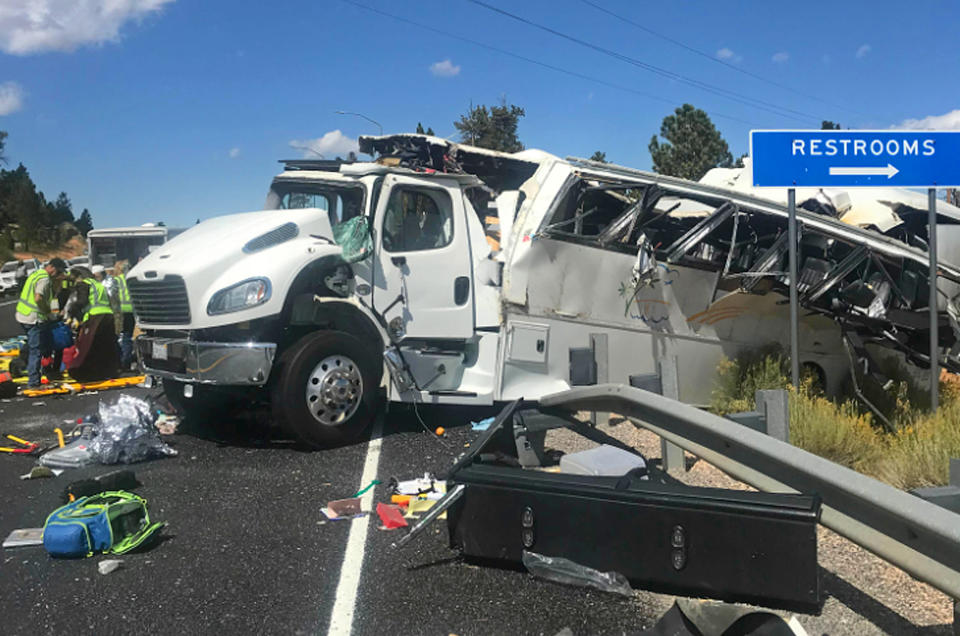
[136,336,277,386]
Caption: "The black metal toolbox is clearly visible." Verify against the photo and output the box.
[444,401,821,612]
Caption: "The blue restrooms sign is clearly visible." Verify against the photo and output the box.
[750,130,960,188]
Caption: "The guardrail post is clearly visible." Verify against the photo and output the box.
[590,334,610,427]
[756,389,790,443]
[659,355,686,474]
[953,598,959,636]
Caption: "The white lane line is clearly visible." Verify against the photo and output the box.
[0,299,18,307]
[326,415,384,636]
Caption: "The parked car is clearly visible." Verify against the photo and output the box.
[0,261,18,295]
[0,258,39,296]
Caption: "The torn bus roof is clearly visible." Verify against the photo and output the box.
[354,135,960,380]
[551,156,960,381]
[358,133,542,191]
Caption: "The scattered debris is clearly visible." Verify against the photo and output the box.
[391,495,412,507]
[405,498,439,519]
[19,466,58,480]
[352,479,380,498]
[0,433,40,455]
[98,559,124,575]
[389,473,441,497]
[471,417,495,432]
[43,491,165,558]
[376,503,408,530]
[523,550,633,597]
[39,431,97,469]
[559,444,647,477]
[155,414,179,436]
[62,470,139,503]
[3,528,44,549]
[327,498,362,518]
[440,398,822,611]
[434,426,446,437]
[88,394,177,464]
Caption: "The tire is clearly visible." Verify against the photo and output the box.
[271,330,381,448]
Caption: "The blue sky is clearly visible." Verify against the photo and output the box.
[1,0,958,229]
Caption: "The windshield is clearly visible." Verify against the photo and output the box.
[1,263,16,273]
[267,182,365,227]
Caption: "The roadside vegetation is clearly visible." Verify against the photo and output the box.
[0,130,93,263]
[711,347,960,489]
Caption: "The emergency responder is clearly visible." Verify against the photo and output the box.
[64,266,119,382]
[112,261,135,369]
[14,258,67,388]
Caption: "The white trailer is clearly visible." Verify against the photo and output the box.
[128,135,960,447]
[87,224,186,269]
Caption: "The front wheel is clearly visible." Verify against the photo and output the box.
[271,330,381,448]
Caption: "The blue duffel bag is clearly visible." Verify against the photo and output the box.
[50,321,73,350]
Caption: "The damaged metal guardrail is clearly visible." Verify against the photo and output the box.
[540,383,960,600]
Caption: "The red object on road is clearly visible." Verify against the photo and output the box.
[376,503,408,529]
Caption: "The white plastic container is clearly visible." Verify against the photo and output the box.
[559,444,647,477]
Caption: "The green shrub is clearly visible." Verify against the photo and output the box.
[789,386,886,474]
[712,349,960,488]
[874,398,960,489]
[711,345,790,416]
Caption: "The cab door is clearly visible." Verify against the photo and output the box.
[372,174,475,339]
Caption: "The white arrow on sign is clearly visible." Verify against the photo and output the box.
[828,163,900,179]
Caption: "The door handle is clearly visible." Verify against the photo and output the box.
[454,276,470,306]
[391,256,407,267]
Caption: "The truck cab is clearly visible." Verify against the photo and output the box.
[130,134,960,448]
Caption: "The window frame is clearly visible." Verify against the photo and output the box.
[381,185,456,253]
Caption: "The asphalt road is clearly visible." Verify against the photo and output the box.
[0,390,668,635]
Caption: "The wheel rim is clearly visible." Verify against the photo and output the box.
[305,354,363,426]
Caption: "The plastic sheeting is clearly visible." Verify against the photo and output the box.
[522,550,633,597]
[332,216,373,264]
[88,394,178,464]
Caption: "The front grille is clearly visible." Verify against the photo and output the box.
[128,275,191,324]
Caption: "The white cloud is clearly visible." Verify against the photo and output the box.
[0,81,24,115]
[856,44,872,59]
[0,0,174,55]
[288,129,359,159]
[429,59,460,77]
[771,51,789,63]
[228,147,240,159]
[715,47,742,63]
[898,109,960,131]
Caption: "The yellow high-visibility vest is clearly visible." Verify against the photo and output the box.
[83,278,113,322]
[16,270,51,320]
[116,273,134,314]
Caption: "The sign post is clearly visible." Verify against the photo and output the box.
[751,129,960,410]
[929,188,939,411]
[787,189,800,387]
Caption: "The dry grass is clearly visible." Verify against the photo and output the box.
[711,349,960,489]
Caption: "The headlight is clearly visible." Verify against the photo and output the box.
[207,278,271,315]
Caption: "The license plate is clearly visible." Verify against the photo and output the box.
[152,342,168,361]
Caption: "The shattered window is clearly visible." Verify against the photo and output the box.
[274,186,365,227]
[542,181,637,240]
[382,188,454,252]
